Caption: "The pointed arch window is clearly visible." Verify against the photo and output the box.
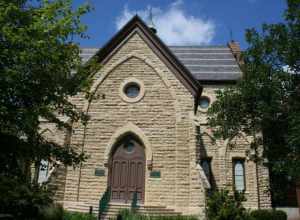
[233,159,245,192]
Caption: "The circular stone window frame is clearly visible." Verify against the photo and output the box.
[123,141,135,154]
[198,96,211,112]
[119,78,145,103]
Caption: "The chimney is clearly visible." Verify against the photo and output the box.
[228,40,244,65]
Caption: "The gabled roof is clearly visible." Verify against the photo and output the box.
[85,15,202,97]
[169,46,242,83]
[82,46,243,84]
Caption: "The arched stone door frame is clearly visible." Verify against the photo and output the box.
[108,133,146,203]
[104,122,153,169]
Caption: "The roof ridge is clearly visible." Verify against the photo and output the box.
[80,45,230,49]
[168,45,229,48]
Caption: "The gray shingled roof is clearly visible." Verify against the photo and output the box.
[80,45,242,82]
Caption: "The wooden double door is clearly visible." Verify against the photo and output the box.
[109,136,145,203]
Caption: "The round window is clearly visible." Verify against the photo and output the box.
[124,141,135,153]
[124,83,140,98]
[119,78,145,103]
[199,96,210,109]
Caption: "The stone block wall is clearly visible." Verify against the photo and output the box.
[62,32,205,215]
[195,85,271,209]
[45,33,272,215]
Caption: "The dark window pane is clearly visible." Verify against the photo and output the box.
[199,96,210,109]
[124,83,140,98]
[124,141,134,153]
[201,158,212,185]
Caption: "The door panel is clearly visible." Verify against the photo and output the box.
[109,137,145,203]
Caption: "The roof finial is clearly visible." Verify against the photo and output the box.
[148,7,157,34]
[228,27,234,42]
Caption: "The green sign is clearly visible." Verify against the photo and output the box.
[95,168,105,177]
[150,170,161,178]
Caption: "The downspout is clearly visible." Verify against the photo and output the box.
[194,87,202,114]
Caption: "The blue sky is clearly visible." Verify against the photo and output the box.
[73,0,287,49]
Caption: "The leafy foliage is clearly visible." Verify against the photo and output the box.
[63,211,97,220]
[206,190,251,220]
[39,204,64,220]
[98,187,111,218]
[118,209,198,220]
[250,209,287,220]
[0,175,52,219]
[131,191,139,213]
[207,0,300,205]
[0,0,91,218]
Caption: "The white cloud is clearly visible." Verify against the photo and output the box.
[115,1,215,45]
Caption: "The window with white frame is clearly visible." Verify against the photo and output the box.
[38,160,49,184]
[233,159,245,192]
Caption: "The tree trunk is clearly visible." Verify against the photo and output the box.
[23,159,32,183]
[32,160,40,184]
[296,181,300,216]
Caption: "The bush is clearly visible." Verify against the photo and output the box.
[250,210,271,220]
[39,204,64,220]
[250,209,287,220]
[206,190,251,220]
[37,206,97,220]
[0,176,53,220]
[273,210,288,220]
[63,211,97,220]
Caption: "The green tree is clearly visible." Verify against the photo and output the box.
[206,190,250,220]
[0,0,92,218]
[207,0,300,205]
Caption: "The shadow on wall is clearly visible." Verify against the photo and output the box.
[196,125,217,191]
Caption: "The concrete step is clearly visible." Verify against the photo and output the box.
[103,210,181,215]
[107,206,177,212]
[100,204,182,220]
[64,201,182,219]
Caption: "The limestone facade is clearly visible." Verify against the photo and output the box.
[43,26,271,217]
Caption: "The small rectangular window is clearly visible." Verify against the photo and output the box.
[233,159,245,192]
[38,160,49,184]
[200,158,212,186]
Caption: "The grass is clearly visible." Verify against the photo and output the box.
[114,209,198,220]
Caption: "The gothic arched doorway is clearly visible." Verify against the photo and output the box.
[108,135,145,203]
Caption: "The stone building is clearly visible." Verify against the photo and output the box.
[41,16,271,217]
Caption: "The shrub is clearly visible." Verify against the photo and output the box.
[250,209,287,220]
[38,205,97,220]
[206,190,251,220]
[63,211,97,220]
[250,209,272,220]
[0,177,52,220]
[39,204,64,220]
[273,210,288,220]
[117,209,135,220]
